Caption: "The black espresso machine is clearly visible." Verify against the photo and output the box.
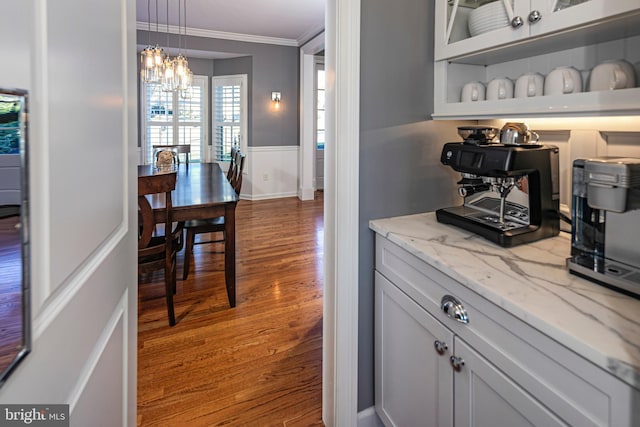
[436,126,560,247]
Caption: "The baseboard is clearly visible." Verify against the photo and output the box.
[244,191,299,201]
[298,187,316,201]
[358,406,384,427]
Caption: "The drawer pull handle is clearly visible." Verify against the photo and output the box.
[434,340,448,355]
[441,295,469,324]
[450,355,465,372]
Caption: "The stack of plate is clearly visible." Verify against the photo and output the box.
[468,0,511,37]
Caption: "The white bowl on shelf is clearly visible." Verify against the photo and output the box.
[468,0,512,37]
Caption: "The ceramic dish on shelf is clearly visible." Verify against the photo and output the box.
[468,0,512,37]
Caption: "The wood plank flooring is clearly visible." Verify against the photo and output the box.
[0,215,24,367]
[137,193,324,426]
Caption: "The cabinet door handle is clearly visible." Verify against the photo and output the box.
[434,340,448,355]
[450,355,465,372]
[440,295,469,324]
[528,10,542,23]
[511,16,524,28]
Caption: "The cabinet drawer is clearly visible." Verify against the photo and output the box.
[375,234,640,426]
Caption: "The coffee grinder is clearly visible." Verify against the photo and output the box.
[436,126,560,247]
[567,157,640,297]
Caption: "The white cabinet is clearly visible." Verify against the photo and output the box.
[375,273,453,427]
[453,337,566,427]
[433,0,640,119]
[374,234,640,427]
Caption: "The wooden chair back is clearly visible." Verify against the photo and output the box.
[137,172,182,326]
[226,145,239,181]
[138,173,176,250]
[229,151,246,196]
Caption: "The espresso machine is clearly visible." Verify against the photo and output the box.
[567,157,640,297]
[436,126,560,247]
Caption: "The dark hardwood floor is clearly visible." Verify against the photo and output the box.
[137,193,324,426]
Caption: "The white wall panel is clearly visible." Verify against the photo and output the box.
[247,146,299,200]
[47,0,127,291]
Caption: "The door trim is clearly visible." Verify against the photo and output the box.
[323,0,360,425]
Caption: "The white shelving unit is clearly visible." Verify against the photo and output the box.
[433,0,640,119]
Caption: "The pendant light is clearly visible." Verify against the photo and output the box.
[161,0,192,94]
[140,0,165,84]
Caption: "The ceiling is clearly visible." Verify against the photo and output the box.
[136,0,325,48]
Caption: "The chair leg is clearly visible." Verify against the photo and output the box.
[165,263,176,327]
[183,228,194,280]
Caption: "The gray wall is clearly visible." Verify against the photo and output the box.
[137,30,299,149]
[358,0,463,410]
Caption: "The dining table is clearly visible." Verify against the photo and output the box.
[138,162,239,307]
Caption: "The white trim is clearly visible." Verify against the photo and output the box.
[301,31,326,53]
[324,0,360,425]
[32,226,128,339]
[244,191,299,201]
[299,33,325,201]
[357,407,384,427]
[249,145,297,153]
[136,22,301,47]
[67,291,128,411]
[33,0,53,308]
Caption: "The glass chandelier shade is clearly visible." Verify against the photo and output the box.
[161,56,176,92]
[175,54,192,90]
[140,45,165,84]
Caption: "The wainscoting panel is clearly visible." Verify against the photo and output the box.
[247,146,299,200]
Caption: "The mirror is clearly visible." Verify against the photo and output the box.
[0,88,30,386]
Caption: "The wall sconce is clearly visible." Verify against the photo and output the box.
[271,91,281,110]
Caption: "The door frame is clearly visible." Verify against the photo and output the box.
[299,33,325,201]
[323,0,361,425]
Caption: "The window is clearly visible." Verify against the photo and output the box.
[212,75,247,162]
[141,75,208,164]
[316,67,325,150]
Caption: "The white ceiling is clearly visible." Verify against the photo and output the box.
[136,0,325,47]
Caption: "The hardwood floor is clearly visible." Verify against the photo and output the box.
[0,215,23,367]
[138,193,324,426]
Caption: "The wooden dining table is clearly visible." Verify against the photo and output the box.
[138,162,239,307]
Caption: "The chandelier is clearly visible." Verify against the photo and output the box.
[140,0,192,96]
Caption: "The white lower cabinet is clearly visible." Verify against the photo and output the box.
[453,337,565,427]
[374,234,640,427]
[375,272,453,427]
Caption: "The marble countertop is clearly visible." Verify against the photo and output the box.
[370,212,640,390]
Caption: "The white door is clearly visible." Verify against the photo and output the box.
[0,2,137,426]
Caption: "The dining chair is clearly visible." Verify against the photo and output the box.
[138,172,184,326]
[226,145,239,182]
[182,151,246,280]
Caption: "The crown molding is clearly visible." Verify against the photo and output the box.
[296,24,325,47]
[136,21,300,47]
